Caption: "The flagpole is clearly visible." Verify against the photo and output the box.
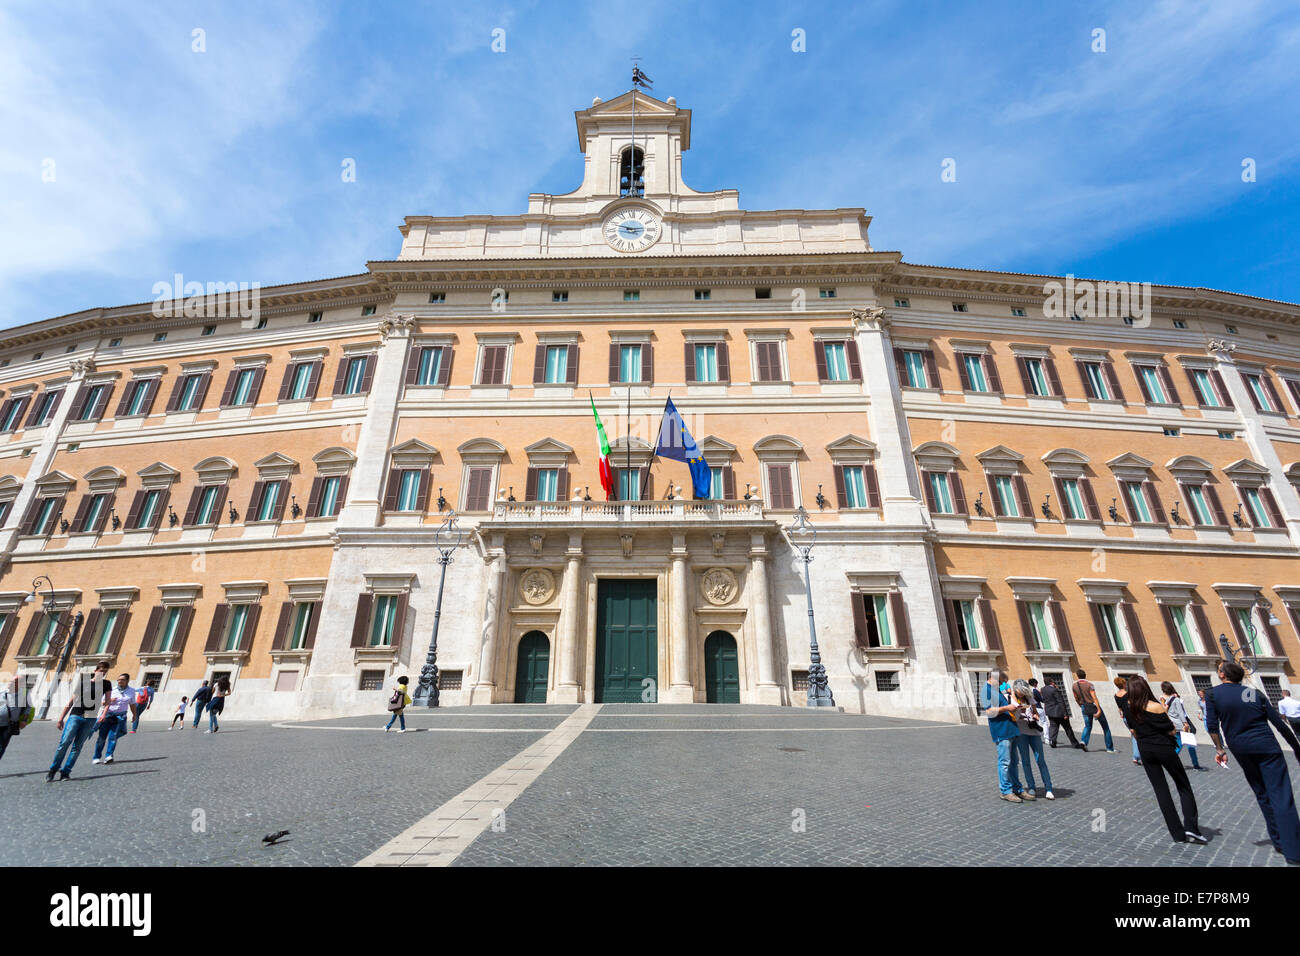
[639,391,669,501]
[626,380,633,501]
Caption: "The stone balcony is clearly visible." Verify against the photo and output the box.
[487,498,769,527]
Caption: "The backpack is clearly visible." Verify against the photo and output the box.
[136,689,149,706]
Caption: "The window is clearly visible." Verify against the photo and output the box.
[1123,316,1136,326]
[928,472,954,513]
[254,481,284,522]
[902,350,928,388]
[1187,367,1231,408]
[359,670,386,691]
[960,353,989,392]
[617,344,643,383]
[136,489,164,529]
[1218,430,1233,440]
[33,352,43,360]
[708,466,726,501]
[1011,307,1026,317]
[230,368,258,406]
[623,290,640,302]
[427,294,444,305]
[31,497,60,536]
[157,607,184,652]
[108,338,122,347]
[478,345,508,385]
[1058,478,1087,520]
[952,302,968,312]
[173,373,208,412]
[1070,314,1084,322]
[224,604,252,651]
[1136,366,1167,403]
[753,341,784,382]
[29,390,61,427]
[791,670,810,692]
[288,602,316,650]
[1190,673,1213,698]
[463,467,494,511]
[337,356,370,396]
[153,333,167,343]
[255,318,268,330]
[1081,362,1110,400]
[818,340,860,382]
[616,468,641,502]
[361,305,376,316]
[314,475,344,518]
[397,470,422,511]
[1173,319,1187,329]
[618,146,644,196]
[438,670,463,690]
[1260,676,1284,707]
[694,289,711,301]
[1235,607,1264,656]
[76,493,109,534]
[370,595,400,646]
[1021,358,1049,396]
[859,594,894,647]
[1025,601,1053,650]
[194,486,222,525]
[1123,481,1153,523]
[1225,325,1238,334]
[309,311,323,322]
[1168,604,1198,654]
[1184,483,1213,525]
[73,384,110,422]
[894,298,910,308]
[122,379,154,416]
[552,291,568,302]
[952,600,981,650]
[1163,427,1181,437]
[755,288,771,299]
[409,346,447,387]
[875,671,901,692]
[89,608,120,655]
[1243,373,1279,413]
[840,466,869,508]
[766,464,795,509]
[818,288,836,299]
[992,475,1019,517]
[286,362,314,401]
[1096,602,1128,652]
[1241,486,1272,528]
[543,345,569,384]
[533,468,559,502]
[0,397,27,432]
[691,343,720,382]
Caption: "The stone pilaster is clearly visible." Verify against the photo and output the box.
[748,532,782,705]
[553,532,584,704]
[469,546,507,703]
[666,533,693,702]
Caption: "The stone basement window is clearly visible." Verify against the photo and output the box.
[438,670,463,690]
[791,670,810,692]
[875,671,901,692]
[358,670,386,691]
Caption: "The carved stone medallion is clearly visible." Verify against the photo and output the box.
[519,568,556,605]
[701,567,738,606]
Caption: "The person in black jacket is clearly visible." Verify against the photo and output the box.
[190,680,212,729]
[1129,675,1207,845]
[1041,678,1081,749]
[1207,660,1300,863]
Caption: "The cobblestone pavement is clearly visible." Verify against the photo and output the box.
[0,704,1291,866]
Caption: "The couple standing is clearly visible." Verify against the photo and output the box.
[46,662,137,780]
[982,671,1054,804]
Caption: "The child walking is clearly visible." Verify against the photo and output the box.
[385,676,411,733]
[171,697,188,729]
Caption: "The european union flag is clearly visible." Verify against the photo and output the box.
[654,397,712,499]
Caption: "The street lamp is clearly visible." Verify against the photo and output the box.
[783,506,835,708]
[25,575,85,720]
[412,511,470,708]
[1216,596,1281,677]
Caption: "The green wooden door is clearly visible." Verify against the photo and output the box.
[595,579,658,703]
[704,630,741,703]
[514,631,550,703]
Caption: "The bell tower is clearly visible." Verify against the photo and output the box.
[566,89,697,200]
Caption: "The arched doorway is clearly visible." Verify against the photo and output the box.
[514,631,550,703]
[704,630,740,704]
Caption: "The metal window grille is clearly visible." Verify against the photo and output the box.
[358,670,386,691]
[875,671,901,692]
[438,670,463,690]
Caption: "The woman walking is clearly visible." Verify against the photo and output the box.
[1011,680,1054,799]
[1114,676,1142,764]
[1161,682,1203,771]
[385,676,411,733]
[205,677,231,733]
[1128,675,1207,845]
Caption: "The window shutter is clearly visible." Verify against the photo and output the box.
[210,485,229,524]
[889,592,911,647]
[246,481,266,521]
[684,342,696,382]
[983,355,1003,394]
[436,348,453,386]
[1262,373,1284,414]
[94,494,115,533]
[390,593,410,647]
[524,467,539,501]
[1159,604,1184,654]
[271,602,294,651]
[950,471,968,515]
[642,343,654,384]
[1143,481,1167,524]
[466,468,491,511]
[1075,360,1095,399]
[864,464,881,509]
[1190,604,1213,655]
[204,604,231,653]
[814,343,829,382]
[1158,365,1181,406]
[137,606,163,654]
[350,594,373,648]
[1051,477,1067,518]
[305,477,323,518]
[1205,484,1228,526]
[1261,487,1285,528]
[218,370,239,407]
[124,490,145,529]
[1048,601,1074,651]
[190,372,212,409]
[149,489,170,530]
[1080,477,1101,521]
[922,350,941,390]
[17,497,41,536]
[833,465,847,507]
[1120,602,1148,654]
[414,468,431,512]
[304,360,322,399]
[382,470,401,512]
[331,359,350,396]
[114,382,136,417]
[358,356,375,394]
[0,613,19,658]
[1210,370,1234,409]
[845,340,862,380]
[303,603,321,648]
[1043,357,1064,397]
[716,341,731,382]
[1288,379,1300,413]
[851,593,868,648]
[165,377,185,412]
[1014,475,1033,518]
[1244,375,1263,410]
[566,344,579,384]
[70,495,92,534]
[74,608,101,655]
[272,481,288,520]
[17,614,44,656]
[67,385,90,422]
[892,347,907,384]
[404,347,423,386]
[608,343,620,382]
[556,467,570,501]
[1135,366,1155,403]
[944,600,963,652]
[920,471,937,512]
[642,472,654,501]
[3,396,28,431]
[1016,600,1035,649]
[722,466,735,500]
[171,606,197,655]
[533,345,546,384]
[240,604,262,651]
[1089,602,1112,652]
[1015,357,1033,394]
[955,353,972,391]
[1261,614,1284,656]
[277,364,297,401]
[986,474,1004,516]
[978,599,1002,650]
[1102,362,1125,402]
[767,464,793,509]
[484,346,505,385]
[44,496,66,536]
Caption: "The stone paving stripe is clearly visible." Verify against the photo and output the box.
[353,703,603,868]
[270,724,555,733]
[584,724,963,732]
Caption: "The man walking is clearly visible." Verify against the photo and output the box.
[1042,677,1082,749]
[1207,661,1300,863]
[1278,690,1300,738]
[191,680,212,729]
[47,662,112,781]
[1073,668,1116,753]
[981,670,1030,804]
[130,680,155,733]
[91,672,137,765]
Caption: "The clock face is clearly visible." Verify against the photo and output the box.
[603,209,662,252]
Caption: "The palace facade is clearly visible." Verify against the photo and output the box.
[3,90,1299,722]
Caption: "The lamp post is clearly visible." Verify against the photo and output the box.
[412,512,470,708]
[1217,596,1280,677]
[783,506,835,707]
[26,576,85,720]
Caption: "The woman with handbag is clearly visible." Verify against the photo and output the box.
[1128,675,1207,844]
[384,676,411,733]
[1161,682,1203,771]
[1011,680,1054,800]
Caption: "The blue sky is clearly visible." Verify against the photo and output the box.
[3,0,1298,330]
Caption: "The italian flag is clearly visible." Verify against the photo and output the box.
[589,392,615,500]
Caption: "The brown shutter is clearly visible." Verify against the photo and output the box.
[922,350,941,390]
[303,361,322,400]
[893,347,907,384]
[814,342,829,382]
[390,593,410,647]
[165,377,185,412]
[93,493,115,533]
[1016,600,1035,649]
[140,606,164,654]
[722,466,735,500]
[246,481,266,521]
[864,464,881,509]
[566,344,579,385]
[767,464,793,509]
[944,599,963,652]
[889,592,911,648]
[204,604,231,653]
[191,372,212,409]
[1015,357,1033,394]
[642,343,654,384]
[437,348,453,386]
[17,497,41,536]
[414,468,431,512]
[1261,487,1285,528]
[978,599,1003,651]
[76,609,101,655]
[1160,604,1185,654]
[986,474,1004,516]
[1081,478,1102,521]
[983,355,1003,394]
[303,603,321,648]
[171,606,197,655]
[351,594,373,648]
[66,385,90,422]
[331,358,350,396]
[1191,604,1213,655]
[1102,362,1125,402]
[955,353,972,390]
[532,344,546,384]
[1121,602,1148,654]
[277,363,297,401]
[1052,477,1067,518]
[642,472,654,501]
[114,382,136,417]
[833,465,847,507]
[1043,357,1063,397]
[271,602,294,651]
[305,477,323,518]
[1090,602,1112,652]
[124,490,145,530]
[920,470,937,512]
[17,614,45,656]
[405,347,423,386]
[1049,601,1074,652]
[240,604,262,651]
[684,342,697,382]
[358,356,375,395]
[273,481,288,520]
[211,485,229,524]
[218,370,239,407]
[1205,484,1228,526]
[556,467,570,501]
[950,471,968,515]
[70,495,92,534]
[1135,365,1155,403]
[245,367,265,404]
[1076,360,1095,399]
[150,489,170,530]
[716,341,731,382]
[1158,365,1182,406]
[335,475,350,511]
[851,593,868,648]
[608,343,620,382]
[1210,370,1234,409]
[1288,378,1300,412]
[382,470,401,512]
[466,468,491,511]
[101,609,127,659]
[524,467,539,501]
[1014,475,1033,519]
[1144,481,1167,524]
[845,340,862,380]
[0,612,19,658]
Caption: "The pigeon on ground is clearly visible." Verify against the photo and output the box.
[262,830,290,846]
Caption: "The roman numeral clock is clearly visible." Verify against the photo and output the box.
[602,207,662,252]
